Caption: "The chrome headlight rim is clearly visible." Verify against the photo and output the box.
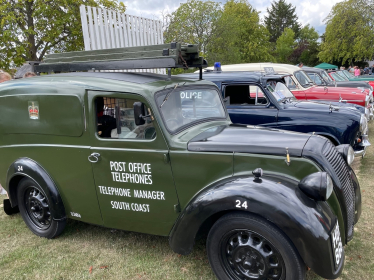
[336,144,355,166]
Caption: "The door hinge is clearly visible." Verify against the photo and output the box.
[163,153,170,163]
[174,204,181,213]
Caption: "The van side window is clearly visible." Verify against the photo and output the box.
[95,97,156,140]
[224,85,268,106]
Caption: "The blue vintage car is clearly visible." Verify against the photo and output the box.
[179,71,370,157]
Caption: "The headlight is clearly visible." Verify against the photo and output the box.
[360,114,368,134]
[298,172,333,201]
[336,144,355,165]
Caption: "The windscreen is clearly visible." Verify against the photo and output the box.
[266,80,296,102]
[155,87,226,133]
[331,72,346,81]
[321,71,334,83]
[294,70,313,88]
[342,70,355,78]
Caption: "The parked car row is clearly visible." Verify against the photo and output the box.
[1,44,365,280]
[188,62,371,157]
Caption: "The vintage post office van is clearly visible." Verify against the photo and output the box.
[1,44,362,280]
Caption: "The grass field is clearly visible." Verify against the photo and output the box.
[1,123,374,280]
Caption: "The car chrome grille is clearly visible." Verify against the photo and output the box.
[323,141,355,240]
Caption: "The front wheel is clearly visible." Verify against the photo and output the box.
[207,213,305,280]
[17,178,66,239]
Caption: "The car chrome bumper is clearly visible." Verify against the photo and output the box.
[355,135,371,157]
[354,147,367,157]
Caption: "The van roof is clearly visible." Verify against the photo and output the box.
[0,72,215,99]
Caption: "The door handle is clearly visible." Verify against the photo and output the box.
[88,152,101,163]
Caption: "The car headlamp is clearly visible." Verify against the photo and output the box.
[360,114,368,134]
[335,144,355,165]
[298,172,333,201]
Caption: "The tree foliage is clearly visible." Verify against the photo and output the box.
[163,0,221,55]
[319,0,374,64]
[289,24,320,66]
[264,0,301,43]
[0,0,126,71]
[207,0,273,64]
[298,24,319,43]
[275,27,295,63]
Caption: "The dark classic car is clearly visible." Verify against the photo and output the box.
[179,71,370,157]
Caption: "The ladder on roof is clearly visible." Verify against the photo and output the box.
[34,43,207,78]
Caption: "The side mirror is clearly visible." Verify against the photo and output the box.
[134,102,146,126]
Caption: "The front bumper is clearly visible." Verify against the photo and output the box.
[354,145,368,157]
[354,134,370,157]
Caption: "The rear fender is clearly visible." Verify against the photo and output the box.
[6,158,66,220]
[169,174,340,279]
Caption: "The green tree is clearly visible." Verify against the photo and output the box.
[275,27,296,63]
[298,24,319,43]
[319,0,374,64]
[208,0,273,65]
[163,0,222,55]
[289,24,320,66]
[0,0,126,71]
[264,0,301,43]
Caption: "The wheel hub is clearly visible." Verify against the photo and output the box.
[233,247,265,275]
[222,231,284,280]
[25,187,51,229]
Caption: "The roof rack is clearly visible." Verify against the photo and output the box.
[34,42,207,79]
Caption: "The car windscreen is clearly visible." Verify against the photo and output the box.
[266,80,296,103]
[342,70,355,79]
[321,71,334,83]
[294,70,313,88]
[155,87,226,133]
[331,72,346,81]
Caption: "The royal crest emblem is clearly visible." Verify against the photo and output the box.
[28,101,39,119]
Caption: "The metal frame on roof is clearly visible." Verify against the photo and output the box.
[34,42,207,79]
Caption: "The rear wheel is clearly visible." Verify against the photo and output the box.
[17,178,66,239]
[207,213,305,280]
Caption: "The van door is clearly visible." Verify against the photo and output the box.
[87,91,179,236]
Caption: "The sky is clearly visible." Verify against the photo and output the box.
[120,0,344,35]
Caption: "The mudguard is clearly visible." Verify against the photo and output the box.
[169,174,343,279]
[6,158,66,220]
[349,164,362,223]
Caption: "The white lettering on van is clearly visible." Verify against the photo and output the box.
[109,161,153,185]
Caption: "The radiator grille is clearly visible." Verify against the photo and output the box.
[323,141,355,240]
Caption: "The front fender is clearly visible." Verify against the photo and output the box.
[6,158,66,220]
[169,175,342,279]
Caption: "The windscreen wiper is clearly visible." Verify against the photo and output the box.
[160,84,179,108]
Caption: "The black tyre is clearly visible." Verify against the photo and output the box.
[17,177,66,239]
[207,213,305,280]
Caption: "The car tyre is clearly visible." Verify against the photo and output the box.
[207,212,305,280]
[17,177,66,239]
